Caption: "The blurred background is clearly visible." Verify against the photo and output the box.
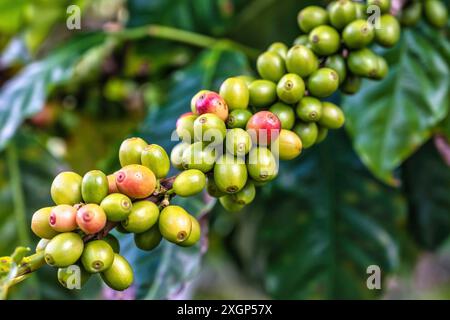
[0,0,449,299]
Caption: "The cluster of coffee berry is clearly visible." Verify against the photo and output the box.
[30,137,200,291]
[400,0,448,28]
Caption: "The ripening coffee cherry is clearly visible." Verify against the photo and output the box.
[399,2,422,27]
[342,19,375,49]
[257,51,286,82]
[81,240,114,273]
[51,172,82,205]
[115,164,156,199]
[375,14,401,47]
[269,102,296,130]
[219,195,245,212]
[293,35,312,48]
[119,137,147,167]
[81,170,108,204]
[276,73,305,104]
[247,147,278,182]
[36,239,50,252]
[193,113,227,146]
[31,207,59,239]
[103,234,120,253]
[181,142,216,173]
[134,225,162,251]
[297,6,329,33]
[307,68,339,98]
[176,112,197,143]
[206,176,226,198]
[190,90,210,114]
[219,77,250,110]
[367,0,391,13]
[170,142,190,170]
[107,174,119,194]
[179,216,201,247]
[341,74,362,95]
[273,129,303,161]
[325,55,347,84]
[296,97,323,122]
[309,25,341,56]
[328,0,357,30]
[246,111,282,145]
[214,155,248,194]
[101,254,133,291]
[226,109,253,129]
[225,128,252,157]
[121,201,159,233]
[294,122,318,149]
[248,80,277,108]
[100,193,132,222]
[267,42,288,59]
[159,205,192,243]
[76,204,107,235]
[348,48,379,78]
[49,205,78,232]
[44,232,84,267]
[58,264,91,289]
[316,127,329,144]
[141,144,170,179]
[319,102,345,129]
[231,181,256,205]
[194,91,229,121]
[286,45,318,78]
[173,169,206,197]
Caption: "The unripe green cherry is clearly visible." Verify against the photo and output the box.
[399,2,422,27]
[181,142,216,173]
[319,102,345,129]
[231,181,256,205]
[267,42,288,59]
[159,205,192,243]
[225,128,252,157]
[325,55,347,84]
[342,19,375,49]
[36,238,50,252]
[276,73,305,104]
[273,129,302,161]
[286,45,318,78]
[51,172,82,205]
[235,75,255,86]
[81,240,114,273]
[82,170,108,204]
[206,176,226,198]
[176,112,197,143]
[269,102,295,130]
[31,207,59,239]
[367,0,390,13]
[171,142,190,170]
[341,74,362,95]
[58,264,91,289]
[293,35,311,49]
[316,127,329,144]
[294,122,318,149]
[219,77,249,110]
[103,234,120,253]
[44,232,84,267]
[247,147,278,182]
[219,195,245,212]
[49,205,78,232]
[194,113,227,146]
[226,109,253,129]
[134,225,162,251]
[179,215,201,247]
[307,68,339,98]
[121,201,159,233]
[115,164,156,199]
[141,144,170,179]
[309,25,341,56]
[257,51,286,82]
[101,254,133,291]
[348,48,379,78]
[297,6,329,33]
[328,0,357,30]
[100,193,132,222]
[173,169,206,197]
[296,97,323,122]
[354,2,367,19]
[248,80,277,108]
[373,56,389,80]
[214,155,248,194]
[375,14,401,47]
[119,137,147,167]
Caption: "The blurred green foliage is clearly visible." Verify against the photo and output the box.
[0,0,449,300]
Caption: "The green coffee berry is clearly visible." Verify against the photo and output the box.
[103,234,121,253]
[325,54,347,84]
[247,147,278,182]
[293,122,318,149]
[307,68,339,98]
[267,42,288,59]
[219,77,250,110]
[206,176,226,198]
[219,195,245,212]
[342,19,375,49]
[285,45,318,78]
[257,51,286,82]
[134,225,162,251]
[399,2,422,27]
[179,215,201,247]
[81,240,114,273]
[225,128,252,157]
[44,232,84,267]
[173,169,206,197]
[276,73,305,104]
[318,102,345,129]
[367,0,391,13]
[328,0,357,30]
[51,172,82,206]
[296,97,323,122]
[248,80,277,108]
[273,129,303,160]
[141,144,170,179]
[81,170,109,204]
[121,201,159,233]
[101,254,133,291]
[193,113,227,146]
[231,181,256,206]
[181,141,216,173]
[316,127,329,143]
[214,154,248,194]
[159,205,192,243]
[100,193,132,222]
[297,6,329,33]
[226,109,253,129]
[309,25,341,56]
[341,74,362,95]
[269,102,296,130]
[375,14,401,47]
[171,142,190,170]
[348,48,379,78]
[119,137,147,167]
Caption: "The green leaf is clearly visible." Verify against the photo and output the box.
[342,26,450,185]
[402,141,450,250]
[228,132,407,299]
[0,33,106,151]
